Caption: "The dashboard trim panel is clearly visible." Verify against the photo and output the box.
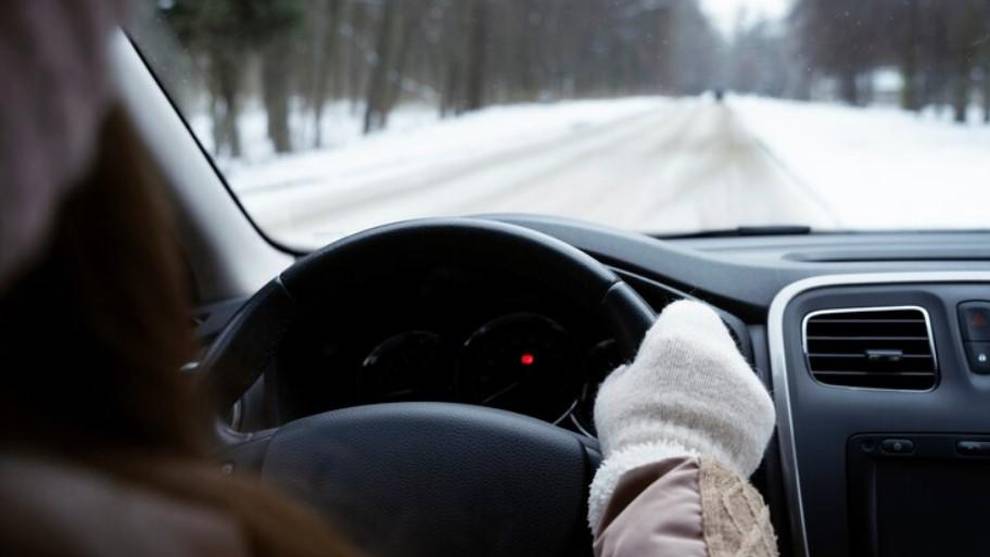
[768,271,990,557]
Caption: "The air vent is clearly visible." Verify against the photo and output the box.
[803,307,937,390]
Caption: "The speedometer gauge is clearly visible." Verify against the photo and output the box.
[359,331,454,402]
[460,313,578,422]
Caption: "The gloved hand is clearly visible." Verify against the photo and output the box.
[588,300,776,529]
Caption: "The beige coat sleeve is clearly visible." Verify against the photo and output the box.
[0,457,249,557]
[593,457,778,557]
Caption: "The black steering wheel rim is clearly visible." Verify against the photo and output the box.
[199,218,656,556]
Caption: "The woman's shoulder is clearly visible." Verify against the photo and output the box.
[0,454,249,557]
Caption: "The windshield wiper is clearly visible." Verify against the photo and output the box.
[657,225,813,239]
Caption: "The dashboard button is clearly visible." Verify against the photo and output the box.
[880,438,914,455]
[959,302,990,341]
[957,441,990,456]
[964,342,990,374]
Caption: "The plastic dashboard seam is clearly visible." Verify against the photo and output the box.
[767,271,990,557]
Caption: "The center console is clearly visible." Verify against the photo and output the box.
[769,273,990,557]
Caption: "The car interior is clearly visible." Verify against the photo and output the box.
[106,12,990,556]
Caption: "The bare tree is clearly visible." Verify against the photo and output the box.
[305,0,343,147]
[363,0,402,133]
[162,0,728,151]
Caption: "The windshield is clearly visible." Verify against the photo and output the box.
[131,1,990,247]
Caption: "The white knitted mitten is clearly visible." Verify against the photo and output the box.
[588,300,776,530]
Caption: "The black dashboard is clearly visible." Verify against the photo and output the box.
[202,215,990,557]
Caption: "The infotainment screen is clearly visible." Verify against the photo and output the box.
[848,434,990,557]
[875,459,990,556]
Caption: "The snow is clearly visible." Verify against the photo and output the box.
[189,94,990,247]
[732,96,990,230]
[214,97,668,244]
[189,101,439,171]
[224,97,662,192]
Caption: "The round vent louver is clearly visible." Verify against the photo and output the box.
[802,306,937,390]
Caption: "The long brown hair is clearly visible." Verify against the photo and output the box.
[0,106,204,454]
[0,107,358,556]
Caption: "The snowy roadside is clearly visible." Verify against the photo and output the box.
[218,97,666,194]
[188,101,441,175]
[732,97,990,230]
[217,97,672,243]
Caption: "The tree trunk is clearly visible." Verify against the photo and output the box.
[900,0,922,111]
[209,96,223,156]
[952,74,970,123]
[440,60,460,118]
[951,52,972,124]
[464,0,488,112]
[438,1,467,116]
[385,15,412,119]
[364,1,399,134]
[348,2,368,115]
[262,37,294,153]
[309,0,342,148]
[209,49,241,158]
[838,69,859,106]
[901,63,920,111]
[928,4,952,118]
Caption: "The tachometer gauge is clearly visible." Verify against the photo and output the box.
[359,331,454,402]
[460,313,578,422]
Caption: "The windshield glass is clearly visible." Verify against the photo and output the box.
[131,1,990,247]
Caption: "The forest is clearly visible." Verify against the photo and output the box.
[143,0,990,159]
[791,0,990,121]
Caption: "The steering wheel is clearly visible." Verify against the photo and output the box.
[200,218,655,556]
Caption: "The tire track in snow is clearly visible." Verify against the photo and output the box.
[447,100,837,234]
[241,102,674,238]
[453,102,707,221]
[625,103,839,232]
[247,98,839,243]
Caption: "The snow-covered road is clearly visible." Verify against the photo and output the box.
[468,100,838,233]
[237,98,837,245]
[230,95,990,246]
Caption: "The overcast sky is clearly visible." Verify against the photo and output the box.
[700,0,793,35]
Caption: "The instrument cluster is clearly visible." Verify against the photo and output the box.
[357,312,619,428]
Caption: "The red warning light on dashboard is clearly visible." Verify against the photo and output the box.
[520,353,535,366]
[970,312,987,327]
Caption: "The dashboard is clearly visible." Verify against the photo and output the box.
[201,215,990,557]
